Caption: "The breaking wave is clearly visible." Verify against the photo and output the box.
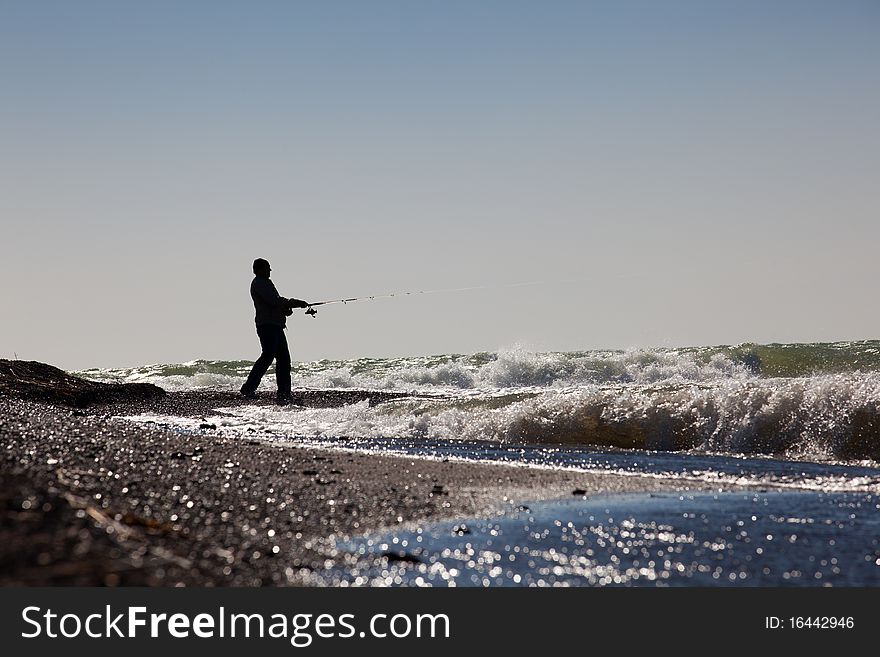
[89,342,880,462]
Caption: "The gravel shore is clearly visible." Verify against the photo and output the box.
[1,389,723,586]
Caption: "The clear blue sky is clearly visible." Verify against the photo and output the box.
[2,0,878,369]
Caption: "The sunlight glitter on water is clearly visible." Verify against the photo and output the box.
[314,491,880,587]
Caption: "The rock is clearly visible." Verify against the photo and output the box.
[382,551,423,564]
[0,360,164,408]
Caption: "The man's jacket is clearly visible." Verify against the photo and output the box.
[250,276,292,327]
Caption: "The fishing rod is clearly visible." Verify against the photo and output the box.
[301,280,565,317]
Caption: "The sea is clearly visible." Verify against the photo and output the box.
[79,341,880,586]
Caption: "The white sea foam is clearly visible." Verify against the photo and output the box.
[92,343,880,462]
[81,346,756,393]
[119,370,880,463]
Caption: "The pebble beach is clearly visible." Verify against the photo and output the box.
[0,361,715,586]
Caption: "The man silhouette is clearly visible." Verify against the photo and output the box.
[240,258,309,404]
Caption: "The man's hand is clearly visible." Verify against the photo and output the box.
[289,299,310,309]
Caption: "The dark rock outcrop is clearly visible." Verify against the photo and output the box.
[0,360,164,407]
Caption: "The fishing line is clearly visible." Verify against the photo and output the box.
[301,279,580,317]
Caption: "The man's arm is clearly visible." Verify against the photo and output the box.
[253,279,310,309]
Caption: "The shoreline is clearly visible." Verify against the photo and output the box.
[1,392,728,586]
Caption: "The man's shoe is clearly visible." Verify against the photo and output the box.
[276,395,293,406]
[240,388,257,399]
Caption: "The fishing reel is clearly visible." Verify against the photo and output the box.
[304,306,318,317]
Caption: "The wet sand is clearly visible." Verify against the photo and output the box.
[0,385,733,586]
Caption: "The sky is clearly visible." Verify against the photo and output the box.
[1,0,878,370]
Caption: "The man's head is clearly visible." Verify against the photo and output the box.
[253,258,271,278]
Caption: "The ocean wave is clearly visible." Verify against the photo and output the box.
[85,342,880,461]
[79,342,880,394]
[78,360,252,391]
[120,372,880,462]
[79,346,761,392]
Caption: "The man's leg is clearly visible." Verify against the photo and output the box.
[240,325,280,396]
[275,329,292,403]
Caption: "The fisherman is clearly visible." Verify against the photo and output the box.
[240,258,309,405]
